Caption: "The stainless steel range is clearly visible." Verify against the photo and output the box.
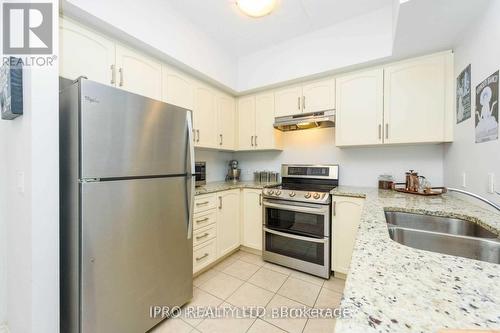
[262,164,339,279]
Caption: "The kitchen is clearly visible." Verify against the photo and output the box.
[0,0,499,333]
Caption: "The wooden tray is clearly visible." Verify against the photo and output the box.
[391,183,447,196]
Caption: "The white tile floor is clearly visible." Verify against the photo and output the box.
[151,250,345,333]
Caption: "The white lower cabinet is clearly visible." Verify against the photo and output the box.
[332,195,365,275]
[216,189,241,257]
[193,239,217,273]
[241,189,263,251]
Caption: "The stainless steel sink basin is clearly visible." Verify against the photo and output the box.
[385,211,497,238]
[385,211,500,264]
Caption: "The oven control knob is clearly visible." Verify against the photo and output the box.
[267,190,274,195]
[275,190,282,196]
[289,192,296,197]
[304,192,312,199]
[313,193,321,199]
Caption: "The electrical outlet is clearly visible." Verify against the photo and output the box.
[461,172,467,188]
[16,171,25,194]
[488,173,495,194]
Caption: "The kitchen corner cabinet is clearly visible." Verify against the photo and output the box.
[237,93,282,151]
[332,195,365,275]
[193,84,218,148]
[335,68,384,146]
[59,18,115,85]
[384,52,453,144]
[216,190,241,257]
[216,94,236,150]
[115,45,162,100]
[241,189,263,251]
[161,65,194,110]
[274,78,335,117]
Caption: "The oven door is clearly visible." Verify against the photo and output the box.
[262,199,331,278]
[263,199,330,237]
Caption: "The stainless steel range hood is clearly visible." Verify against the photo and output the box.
[273,110,335,132]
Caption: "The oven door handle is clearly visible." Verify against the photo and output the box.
[263,227,328,243]
[263,201,329,214]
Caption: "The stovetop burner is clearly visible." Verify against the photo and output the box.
[262,164,339,204]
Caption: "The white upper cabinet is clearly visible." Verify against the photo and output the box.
[255,92,280,150]
[301,78,336,113]
[237,94,282,151]
[217,94,236,150]
[115,45,162,100]
[161,65,194,110]
[274,85,302,117]
[335,68,384,146]
[193,84,218,148]
[383,52,453,144]
[237,96,257,150]
[59,18,115,85]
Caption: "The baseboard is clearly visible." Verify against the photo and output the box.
[0,323,10,333]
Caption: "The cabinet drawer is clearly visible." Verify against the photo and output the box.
[193,239,216,273]
[194,194,217,213]
[193,210,216,230]
[193,224,216,247]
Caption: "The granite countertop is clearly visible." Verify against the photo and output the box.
[195,181,277,195]
[332,186,500,333]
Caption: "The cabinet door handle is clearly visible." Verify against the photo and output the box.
[195,217,209,223]
[259,193,262,206]
[333,201,336,216]
[110,65,116,85]
[378,124,382,140]
[302,96,306,110]
[196,201,209,206]
[254,135,258,147]
[297,96,301,110]
[219,134,223,146]
[118,67,124,87]
[251,136,254,147]
[218,196,222,209]
[385,123,389,139]
[196,253,209,261]
[196,233,210,241]
[197,129,200,142]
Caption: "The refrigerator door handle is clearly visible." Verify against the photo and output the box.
[186,112,195,240]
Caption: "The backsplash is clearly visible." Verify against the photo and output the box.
[197,128,445,187]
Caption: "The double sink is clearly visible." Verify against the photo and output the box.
[385,211,500,264]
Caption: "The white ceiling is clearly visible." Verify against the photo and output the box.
[166,0,393,57]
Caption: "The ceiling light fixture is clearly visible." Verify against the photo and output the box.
[236,0,277,18]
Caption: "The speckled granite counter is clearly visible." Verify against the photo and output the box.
[195,181,277,195]
[332,187,500,333]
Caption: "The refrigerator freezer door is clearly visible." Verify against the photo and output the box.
[80,80,189,178]
[81,177,193,333]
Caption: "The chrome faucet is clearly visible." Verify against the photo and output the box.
[447,188,500,212]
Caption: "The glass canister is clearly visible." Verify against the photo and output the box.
[378,174,394,190]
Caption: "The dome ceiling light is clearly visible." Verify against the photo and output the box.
[236,0,277,18]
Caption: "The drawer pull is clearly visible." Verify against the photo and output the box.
[196,253,209,261]
[196,233,210,240]
[195,217,209,224]
[196,201,209,206]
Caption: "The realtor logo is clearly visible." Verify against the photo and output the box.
[2,3,53,54]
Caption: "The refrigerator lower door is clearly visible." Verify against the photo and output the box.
[80,177,193,333]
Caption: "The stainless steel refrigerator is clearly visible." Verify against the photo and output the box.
[59,77,194,333]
